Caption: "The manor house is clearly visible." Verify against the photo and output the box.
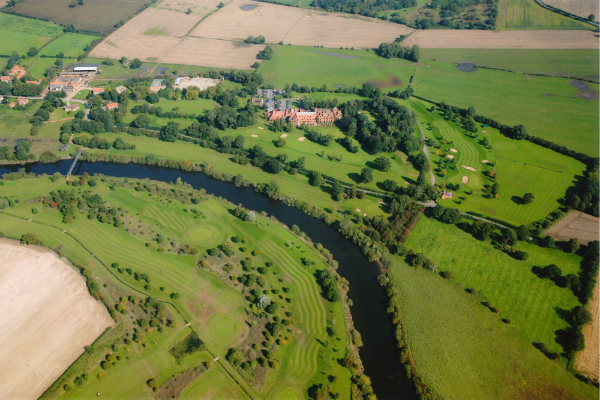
[266,107,342,126]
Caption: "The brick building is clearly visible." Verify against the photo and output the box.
[266,107,342,126]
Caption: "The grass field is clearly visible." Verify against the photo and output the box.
[0,176,352,399]
[407,98,585,226]
[0,13,63,54]
[497,0,594,29]
[387,254,598,400]
[259,45,415,89]
[39,33,97,58]
[412,59,599,157]
[7,0,153,33]
[420,49,600,81]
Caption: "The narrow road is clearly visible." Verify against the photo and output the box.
[415,118,435,186]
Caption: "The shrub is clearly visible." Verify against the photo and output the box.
[441,271,452,279]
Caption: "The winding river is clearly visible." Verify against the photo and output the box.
[0,160,416,400]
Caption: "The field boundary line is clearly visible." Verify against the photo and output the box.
[0,210,258,400]
[183,0,234,37]
[280,8,310,44]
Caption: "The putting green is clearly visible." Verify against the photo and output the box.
[202,312,244,354]
[183,224,222,247]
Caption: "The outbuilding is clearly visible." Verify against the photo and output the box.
[74,66,98,72]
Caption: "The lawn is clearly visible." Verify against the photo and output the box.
[7,0,153,33]
[0,13,63,55]
[412,59,600,157]
[25,57,58,80]
[497,0,594,29]
[407,98,585,226]
[420,49,600,82]
[259,45,415,89]
[387,253,598,400]
[121,99,215,128]
[0,176,353,400]
[39,33,97,58]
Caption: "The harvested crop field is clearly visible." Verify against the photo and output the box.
[544,210,600,244]
[156,0,224,17]
[540,0,598,18]
[403,29,599,48]
[0,239,113,400]
[6,0,153,33]
[90,6,264,69]
[575,280,599,380]
[190,0,413,48]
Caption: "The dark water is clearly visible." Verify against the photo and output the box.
[0,161,416,400]
[456,63,477,73]
[240,4,258,10]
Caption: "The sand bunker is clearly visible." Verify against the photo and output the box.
[251,134,259,137]
[462,176,469,184]
[258,127,264,129]
[280,134,288,138]
[298,137,306,141]
[449,148,458,153]
[355,209,361,212]
[462,165,476,171]
[447,155,455,159]
[482,160,489,163]
[482,130,487,132]
[0,240,113,399]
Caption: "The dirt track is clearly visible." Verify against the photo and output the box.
[403,29,599,49]
[0,239,113,400]
[544,0,599,18]
[575,279,599,380]
[544,210,599,245]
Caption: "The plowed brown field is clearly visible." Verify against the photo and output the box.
[575,280,599,380]
[0,239,113,400]
[544,210,599,245]
[403,29,599,48]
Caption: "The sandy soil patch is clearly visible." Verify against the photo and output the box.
[544,0,599,18]
[251,134,259,137]
[190,0,412,48]
[0,239,113,400]
[280,134,288,138]
[575,279,599,380]
[544,210,599,245]
[462,176,469,184]
[449,148,458,153]
[402,30,599,49]
[90,6,264,69]
[175,76,220,90]
[462,165,476,171]
[298,137,306,141]
[447,155,454,159]
[482,159,489,163]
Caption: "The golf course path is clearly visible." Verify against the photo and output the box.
[416,118,435,185]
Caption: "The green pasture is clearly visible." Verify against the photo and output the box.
[406,215,582,352]
[0,177,352,399]
[412,59,599,157]
[39,33,97,58]
[25,57,57,79]
[259,45,415,89]
[420,49,600,81]
[407,99,585,226]
[497,0,594,29]
[181,365,250,399]
[387,255,598,400]
[0,13,63,55]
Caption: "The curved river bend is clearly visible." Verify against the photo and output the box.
[0,161,416,400]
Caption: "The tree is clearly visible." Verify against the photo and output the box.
[374,156,391,171]
[360,167,373,183]
[20,233,40,245]
[491,182,500,197]
[159,121,180,142]
[310,171,324,186]
[541,264,562,279]
[130,58,142,69]
[275,137,286,147]
[27,47,38,58]
[512,124,527,140]
[257,46,273,60]
[567,238,580,253]
[588,14,595,21]
[516,225,530,241]
[416,170,427,186]
[247,211,256,222]
[267,159,282,174]
[523,193,534,204]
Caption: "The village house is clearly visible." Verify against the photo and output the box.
[9,65,26,80]
[9,102,15,108]
[1,76,11,83]
[250,97,264,107]
[115,86,126,94]
[25,80,41,85]
[149,79,165,93]
[106,102,119,110]
[64,103,79,112]
[17,98,28,106]
[266,107,342,126]
[49,76,82,92]
[440,190,453,199]
[173,76,190,87]
[92,87,105,95]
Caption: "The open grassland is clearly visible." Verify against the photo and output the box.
[0,240,113,400]
[387,255,598,400]
[406,215,584,353]
[190,0,413,48]
[544,0,599,18]
[0,13,63,54]
[407,99,585,226]
[420,49,600,81]
[0,177,352,399]
[412,60,599,157]
[7,0,154,33]
[403,29,599,48]
[259,45,415,89]
[39,33,97,58]
[575,281,599,380]
[497,0,594,29]
[26,57,60,79]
